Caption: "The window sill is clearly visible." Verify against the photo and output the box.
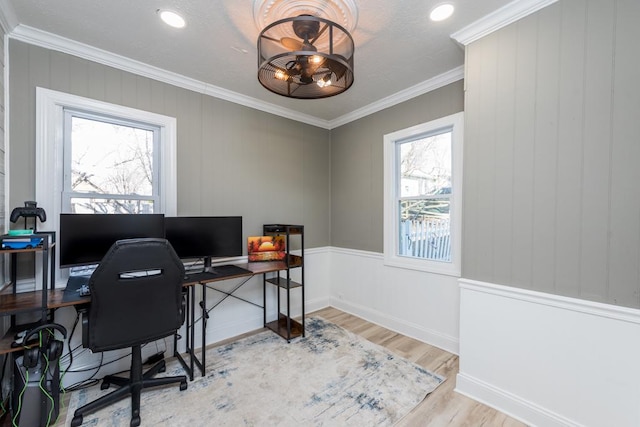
[383,255,461,277]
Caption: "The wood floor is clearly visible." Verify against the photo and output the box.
[41,307,528,426]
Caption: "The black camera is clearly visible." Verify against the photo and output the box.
[10,201,47,223]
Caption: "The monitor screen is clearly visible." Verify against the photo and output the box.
[59,213,166,268]
[164,216,243,260]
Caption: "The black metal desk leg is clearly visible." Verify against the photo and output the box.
[201,283,207,377]
[189,285,196,380]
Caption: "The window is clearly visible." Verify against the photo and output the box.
[63,110,161,214]
[35,88,177,282]
[383,112,463,276]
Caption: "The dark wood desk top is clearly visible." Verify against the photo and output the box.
[0,262,285,354]
[181,261,287,285]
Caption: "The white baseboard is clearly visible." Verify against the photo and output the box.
[455,372,579,427]
[458,279,640,427]
[329,296,459,354]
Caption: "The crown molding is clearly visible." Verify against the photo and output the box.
[329,66,464,129]
[451,0,558,46]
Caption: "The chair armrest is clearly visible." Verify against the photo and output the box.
[76,306,89,348]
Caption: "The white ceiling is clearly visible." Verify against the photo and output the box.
[1,0,547,127]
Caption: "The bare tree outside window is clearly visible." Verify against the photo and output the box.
[66,114,159,214]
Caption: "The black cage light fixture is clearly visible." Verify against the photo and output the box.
[257,14,354,99]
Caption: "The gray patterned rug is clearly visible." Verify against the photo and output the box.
[64,316,444,426]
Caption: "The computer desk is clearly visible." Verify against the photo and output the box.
[177,261,287,380]
[60,261,288,381]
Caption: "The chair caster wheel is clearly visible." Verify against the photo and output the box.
[71,415,83,426]
[180,380,188,391]
[131,415,141,427]
[101,381,110,390]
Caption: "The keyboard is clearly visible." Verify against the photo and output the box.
[184,264,252,283]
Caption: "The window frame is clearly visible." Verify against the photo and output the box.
[35,87,177,284]
[383,112,463,276]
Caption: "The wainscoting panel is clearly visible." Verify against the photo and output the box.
[329,247,460,354]
[457,279,640,427]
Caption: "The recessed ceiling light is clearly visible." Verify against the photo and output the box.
[430,4,454,22]
[158,9,186,28]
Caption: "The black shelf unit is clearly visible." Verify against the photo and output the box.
[0,231,56,335]
[262,224,304,342]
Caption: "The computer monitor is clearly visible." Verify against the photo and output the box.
[164,216,243,270]
[59,213,166,268]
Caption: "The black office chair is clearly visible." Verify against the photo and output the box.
[71,238,188,427]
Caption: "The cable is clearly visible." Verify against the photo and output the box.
[39,351,55,427]
[57,357,67,424]
[64,378,100,392]
[0,353,8,418]
[60,346,89,364]
[11,368,28,427]
[62,311,81,378]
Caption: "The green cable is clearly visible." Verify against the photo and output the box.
[39,351,55,426]
[11,368,28,427]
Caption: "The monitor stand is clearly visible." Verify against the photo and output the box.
[203,256,215,274]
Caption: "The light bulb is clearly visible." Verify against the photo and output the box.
[309,55,323,64]
[274,70,288,81]
[317,74,332,88]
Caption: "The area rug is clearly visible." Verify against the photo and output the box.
[63,316,444,426]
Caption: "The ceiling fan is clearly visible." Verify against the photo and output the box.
[257,15,354,99]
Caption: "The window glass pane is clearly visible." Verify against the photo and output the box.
[400,132,451,197]
[69,197,155,214]
[70,116,154,197]
[398,199,451,261]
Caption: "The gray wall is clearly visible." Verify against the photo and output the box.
[8,40,331,251]
[330,81,464,253]
[463,0,640,308]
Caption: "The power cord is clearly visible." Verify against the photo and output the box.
[11,369,27,427]
[0,352,8,418]
[62,310,81,379]
[39,351,55,426]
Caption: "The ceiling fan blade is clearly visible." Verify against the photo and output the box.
[322,57,348,80]
[260,34,281,43]
[281,37,305,50]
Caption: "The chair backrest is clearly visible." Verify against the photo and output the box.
[86,238,185,352]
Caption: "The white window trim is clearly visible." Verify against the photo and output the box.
[35,87,177,286]
[383,112,463,276]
